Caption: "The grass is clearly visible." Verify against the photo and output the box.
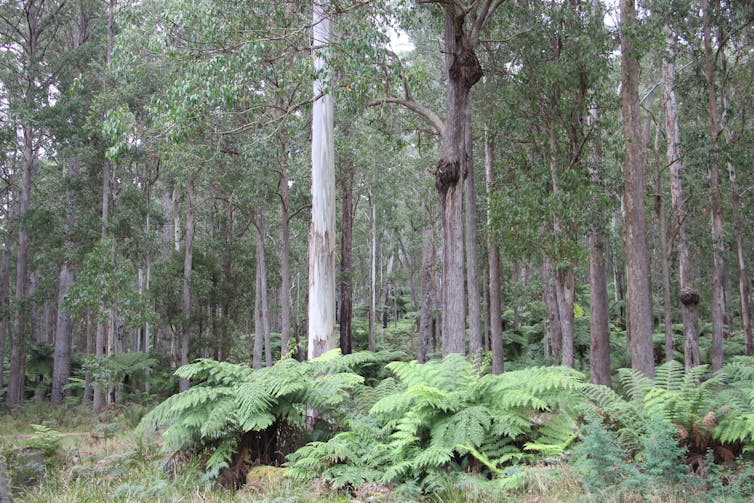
[3,400,752,502]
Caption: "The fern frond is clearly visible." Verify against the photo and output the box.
[654,360,685,390]
[205,438,237,476]
[413,444,454,469]
[617,367,653,403]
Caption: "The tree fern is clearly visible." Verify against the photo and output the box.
[287,354,585,493]
[139,349,402,484]
[583,359,754,466]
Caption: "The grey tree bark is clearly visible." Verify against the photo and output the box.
[484,127,503,374]
[418,221,436,363]
[278,147,293,357]
[543,258,562,364]
[368,189,377,352]
[620,0,655,377]
[587,107,611,386]
[464,106,483,363]
[703,0,725,372]
[253,210,271,368]
[653,123,674,364]
[52,156,80,403]
[418,0,504,355]
[179,174,195,392]
[662,32,700,370]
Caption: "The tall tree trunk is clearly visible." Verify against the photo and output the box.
[179,175,195,391]
[0,218,11,392]
[543,258,562,363]
[418,221,436,363]
[464,104,483,362]
[587,106,611,385]
[253,268,263,368]
[557,267,575,368]
[620,0,654,377]
[256,211,272,367]
[435,5,478,356]
[546,122,575,368]
[703,0,725,372]
[719,65,752,358]
[485,127,503,374]
[662,33,700,369]
[726,161,751,356]
[339,161,354,355]
[52,157,79,403]
[653,123,674,363]
[308,0,337,359]
[279,157,292,357]
[7,124,34,408]
[368,189,377,352]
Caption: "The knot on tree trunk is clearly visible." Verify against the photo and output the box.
[680,289,700,306]
[435,158,460,196]
[450,48,483,88]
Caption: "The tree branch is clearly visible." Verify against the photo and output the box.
[367,97,445,137]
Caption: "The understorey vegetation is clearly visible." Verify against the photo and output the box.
[140,352,754,501]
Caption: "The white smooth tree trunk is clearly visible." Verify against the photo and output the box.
[308,0,337,359]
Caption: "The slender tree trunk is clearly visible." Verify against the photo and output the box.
[7,125,34,408]
[719,67,752,357]
[418,221,436,363]
[0,220,11,392]
[703,0,725,372]
[339,161,354,355]
[308,0,337,359]
[368,190,377,352]
[557,267,575,368]
[485,127,503,374]
[52,155,80,403]
[587,107,611,385]
[464,104,482,362]
[179,175,195,391]
[653,124,674,363]
[543,258,562,363]
[620,0,654,377]
[279,158,292,357]
[253,269,263,368]
[662,35,700,369]
[256,211,272,367]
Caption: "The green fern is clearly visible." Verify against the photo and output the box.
[287,354,585,493]
[584,358,754,464]
[139,349,402,483]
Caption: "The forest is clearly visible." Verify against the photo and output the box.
[0,0,753,501]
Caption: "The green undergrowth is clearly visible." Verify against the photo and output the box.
[4,353,754,502]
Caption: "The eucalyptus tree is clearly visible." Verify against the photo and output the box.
[619,0,655,377]
[410,0,505,356]
[0,0,73,407]
[658,14,700,370]
[485,0,611,370]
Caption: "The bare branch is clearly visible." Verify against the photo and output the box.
[368,97,445,137]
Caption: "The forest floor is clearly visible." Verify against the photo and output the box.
[0,401,723,502]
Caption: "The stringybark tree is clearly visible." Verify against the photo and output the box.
[702,0,725,372]
[662,31,700,370]
[484,126,503,374]
[620,0,655,377]
[418,0,505,355]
